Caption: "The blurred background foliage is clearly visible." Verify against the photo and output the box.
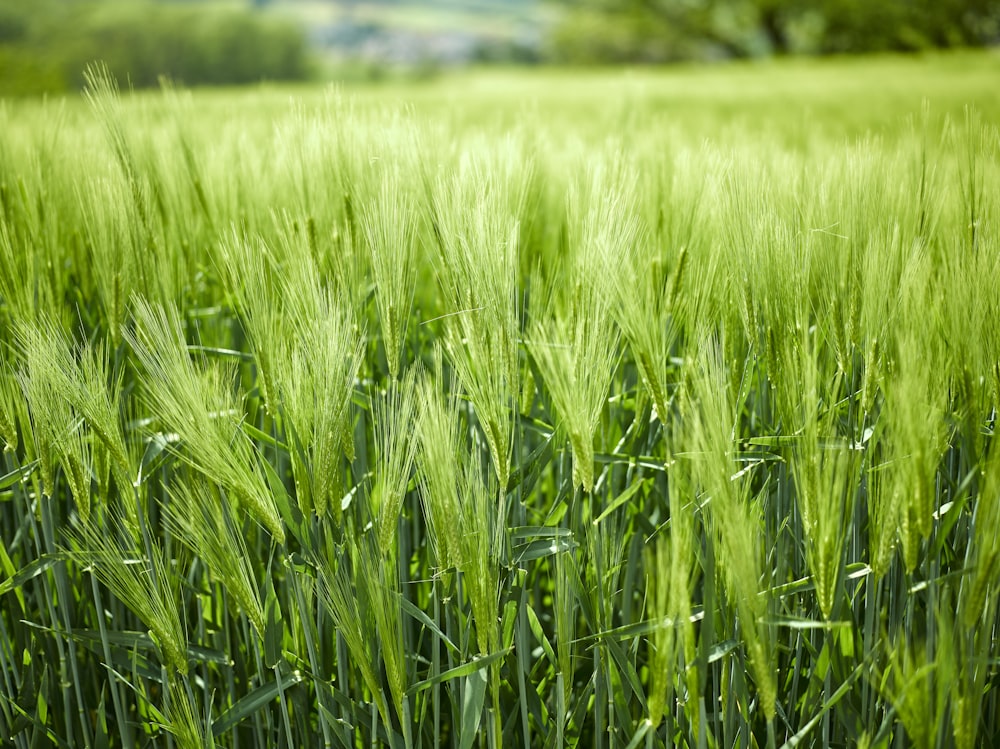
[0,0,998,96]
[0,0,310,96]
[547,0,1000,63]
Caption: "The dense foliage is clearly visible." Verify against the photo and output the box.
[1,55,999,747]
[0,0,310,96]
[549,0,1000,62]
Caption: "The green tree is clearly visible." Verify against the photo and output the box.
[547,0,1000,62]
[0,0,311,95]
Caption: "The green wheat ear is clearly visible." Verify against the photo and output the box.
[458,451,501,658]
[431,159,521,492]
[359,169,417,381]
[68,509,188,674]
[882,633,940,749]
[527,286,620,495]
[163,477,265,636]
[223,228,364,521]
[15,321,95,518]
[124,298,285,543]
[780,328,857,620]
[162,678,215,749]
[16,321,132,515]
[218,230,285,415]
[415,357,463,577]
[526,166,631,492]
[0,360,23,452]
[371,364,420,555]
[592,159,681,424]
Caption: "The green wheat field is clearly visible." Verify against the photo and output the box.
[1,53,999,748]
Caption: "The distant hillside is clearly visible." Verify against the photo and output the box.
[272,0,551,65]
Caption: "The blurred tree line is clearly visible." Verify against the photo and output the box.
[0,0,310,96]
[548,0,1000,62]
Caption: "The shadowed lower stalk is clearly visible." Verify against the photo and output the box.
[319,544,392,742]
[89,572,136,749]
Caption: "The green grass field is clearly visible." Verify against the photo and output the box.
[1,52,999,748]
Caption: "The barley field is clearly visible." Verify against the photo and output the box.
[1,53,999,748]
